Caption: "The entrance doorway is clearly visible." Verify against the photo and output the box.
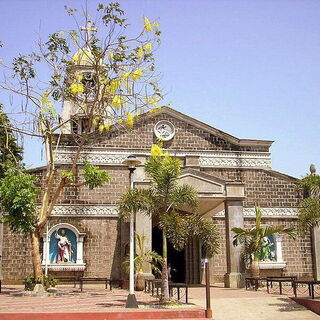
[152,227,185,283]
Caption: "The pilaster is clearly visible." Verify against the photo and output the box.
[224,199,245,288]
[312,226,320,280]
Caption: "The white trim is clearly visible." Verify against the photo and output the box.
[199,155,271,169]
[42,264,86,272]
[214,207,299,218]
[258,262,286,269]
[51,205,118,217]
[54,147,271,169]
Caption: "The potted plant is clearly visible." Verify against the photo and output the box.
[232,206,296,278]
[123,233,163,291]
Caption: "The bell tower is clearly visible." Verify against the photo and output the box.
[61,20,97,134]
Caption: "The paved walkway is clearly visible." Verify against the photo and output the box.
[188,285,320,320]
[0,284,188,313]
[0,283,319,319]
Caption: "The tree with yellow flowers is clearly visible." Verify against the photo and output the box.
[0,2,162,283]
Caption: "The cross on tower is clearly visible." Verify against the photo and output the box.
[80,20,97,44]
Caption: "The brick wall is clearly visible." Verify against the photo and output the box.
[210,217,313,282]
[244,218,313,279]
[202,168,302,207]
[2,227,33,280]
[58,112,269,152]
[2,216,124,281]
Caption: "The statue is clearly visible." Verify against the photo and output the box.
[259,236,275,261]
[55,229,72,263]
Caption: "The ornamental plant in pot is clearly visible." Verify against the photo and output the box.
[231,206,296,278]
[123,233,163,291]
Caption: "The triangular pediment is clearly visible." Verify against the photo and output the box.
[60,107,273,152]
[178,168,226,195]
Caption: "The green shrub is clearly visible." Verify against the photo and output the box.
[23,275,58,291]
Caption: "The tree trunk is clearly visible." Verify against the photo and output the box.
[250,260,260,278]
[161,229,170,303]
[30,229,43,278]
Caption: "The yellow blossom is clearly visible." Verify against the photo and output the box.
[72,53,80,62]
[41,92,53,106]
[75,73,83,82]
[98,125,104,134]
[112,95,124,109]
[137,47,144,59]
[150,107,162,113]
[71,35,79,42]
[144,43,152,52]
[70,83,84,94]
[109,52,114,59]
[104,122,111,131]
[151,144,163,157]
[146,96,160,107]
[144,17,152,32]
[130,69,143,81]
[152,22,160,29]
[123,72,130,80]
[39,124,45,132]
[126,112,134,128]
[108,80,122,94]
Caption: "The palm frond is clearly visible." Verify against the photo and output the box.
[298,197,320,231]
[169,184,198,211]
[232,207,296,259]
[117,188,152,221]
[187,214,220,257]
[255,206,262,229]
[297,174,320,198]
[261,225,296,239]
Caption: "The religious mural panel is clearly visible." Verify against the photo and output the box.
[49,228,77,264]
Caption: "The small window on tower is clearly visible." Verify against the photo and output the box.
[80,118,90,133]
[71,119,79,134]
[82,72,95,88]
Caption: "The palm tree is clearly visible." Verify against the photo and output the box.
[122,233,163,290]
[297,173,320,231]
[232,206,296,277]
[118,146,219,303]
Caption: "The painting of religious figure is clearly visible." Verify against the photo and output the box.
[259,235,276,261]
[49,228,77,263]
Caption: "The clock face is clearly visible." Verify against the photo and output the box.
[154,121,175,141]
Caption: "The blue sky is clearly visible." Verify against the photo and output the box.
[0,0,319,177]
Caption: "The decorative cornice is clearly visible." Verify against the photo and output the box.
[54,147,271,169]
[51,205,118,217]
[199,154,271,169]
[214,207,299,218]
[41,264,86,271]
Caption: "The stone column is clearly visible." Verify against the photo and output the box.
[224,200,245,288]
[312,226,320,280]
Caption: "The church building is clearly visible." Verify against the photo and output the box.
[1,104,317,287]
[0,25,318,288]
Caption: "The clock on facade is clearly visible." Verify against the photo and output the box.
[154,120,175,141]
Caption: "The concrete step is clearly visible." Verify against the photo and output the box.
[0,310,207,320]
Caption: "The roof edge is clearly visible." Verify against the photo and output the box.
[158,107,274,148]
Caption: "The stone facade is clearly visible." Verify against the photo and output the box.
[1,107,314,286]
